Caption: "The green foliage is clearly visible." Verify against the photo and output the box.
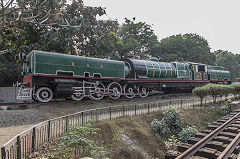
[60,124,105,158]
[223,99,232,115]
[150,33,215,64]
[229,84,240,97]
[109,131,123,150]
[151,106,184,136]
[164,135,180,150]
[206,84,222,103]
[222,85,234,99]
[192,86,210,105]
[214,50,240,80]
[178,126,198,143]
[117,18,159,59]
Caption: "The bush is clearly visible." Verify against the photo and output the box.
[151,106,184,136]
[60,124,105,159]
[192,86,209,106]
[222,85,234,99]
[207,84,222,103]
[230,84,240,97]
[151,119,170,135]
[178,126,198,143]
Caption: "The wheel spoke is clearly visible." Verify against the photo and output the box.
[124,84,135,99]
[89,82,105,100]
[108,82,122,99]
[36,87,53,103]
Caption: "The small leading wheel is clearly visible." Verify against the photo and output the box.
[137,86,149,98]
[72,89,84,101]
[89,82,105,100]
[123,84,135,99]
[36,87,53,103]
[108,82,122,99]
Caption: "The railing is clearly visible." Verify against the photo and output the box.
[0,96,231,159]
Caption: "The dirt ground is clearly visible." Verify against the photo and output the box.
[0,92,197,147]
[0,124,34,147]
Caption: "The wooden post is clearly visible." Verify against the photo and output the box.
[135,105,137,116]
[47,121,51,142]
[65,116,68,133]
[16,136,21,159]
[148,104,150,114]
[1,147,6,159]
[81,112,84,125]
[31,127,36,153]
[110,107,112,120]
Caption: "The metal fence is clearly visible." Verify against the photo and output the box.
[0,87,20,103]
[0,96,230,159]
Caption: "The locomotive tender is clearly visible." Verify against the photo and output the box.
[17,50,231,102]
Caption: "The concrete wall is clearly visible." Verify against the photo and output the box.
[0,87,20,103]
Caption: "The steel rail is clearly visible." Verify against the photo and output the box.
[217,132,240,159]
[176,112,240,159]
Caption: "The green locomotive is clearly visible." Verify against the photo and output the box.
[17,50,230,102]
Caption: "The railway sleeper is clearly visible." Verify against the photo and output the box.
[165,150,181,159]
[207,124,218,130]
[195,147,221,159]
[201,129,212,134]
[213,121,224,125]
[214,135,232,144]
[224,126,239,133]
[194,132,207,138]
[189,156,208,159]
[187,137,201,145]
[205,141,227,151]
[217,119,229,123]
[219,131,239,138]
[231,124,240,129]
[233,120,240,124]
[177,143,192,152]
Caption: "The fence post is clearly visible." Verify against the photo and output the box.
[123,106,125,116]
[147,103,150,114]
[1,147,6,159]
[96,109,98,121]
[169,100,172,106]
[205,98,207,106]
[181,99,183,108]
[135,104,137,116]
[65,116,68,133]
[47,121,51,142]
[81,112,84,125]
[31,127,36,153]
[16,136,21,159]
[110,107,112,120]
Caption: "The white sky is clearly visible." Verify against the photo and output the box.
[84,0,240,54]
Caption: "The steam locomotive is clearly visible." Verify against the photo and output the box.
[17,50,231,102]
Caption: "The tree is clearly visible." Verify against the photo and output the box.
[116,18,159,59]
[214,50,240,80]
[0,0,106,55]
[150,33,215,64]
[0,0,106,86]
[93,20,122,59]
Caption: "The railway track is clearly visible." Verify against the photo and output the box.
[167,109,240,159]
